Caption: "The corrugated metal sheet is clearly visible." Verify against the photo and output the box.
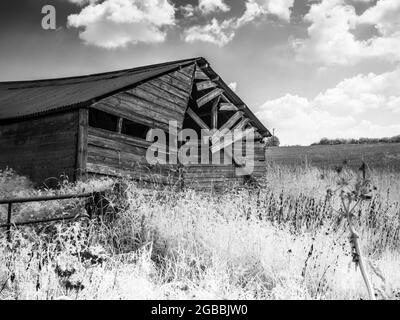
[0,58,198,121]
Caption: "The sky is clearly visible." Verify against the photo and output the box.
[0,0,399,145]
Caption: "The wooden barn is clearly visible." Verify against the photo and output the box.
[0,57,271,190]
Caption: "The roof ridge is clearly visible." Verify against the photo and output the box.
[0,57,205,85]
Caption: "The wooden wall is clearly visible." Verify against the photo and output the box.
[245,140,266,179]
[182,164,242,191]
[86,127,180,186]
[0,111,79,186]
[180,139,266,190]
[93,64,195,131]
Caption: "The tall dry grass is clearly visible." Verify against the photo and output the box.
[0,164,399,300]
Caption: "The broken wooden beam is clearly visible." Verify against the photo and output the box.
[233,118,250,131]
[211,128,254,154]
[211,111,243,145]
[219,103,238,111]
[196,88,224,108]
[195,68,209,80]
[186,107,211,132]
[196,80,218,91]
[219,111,243,133]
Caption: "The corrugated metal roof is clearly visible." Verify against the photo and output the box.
[0,58,199,121]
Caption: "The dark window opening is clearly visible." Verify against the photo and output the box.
[121,119,150,139]
[217,111,235,128]
[89,109,118,132]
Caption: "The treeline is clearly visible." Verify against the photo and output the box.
[312,135,400,146]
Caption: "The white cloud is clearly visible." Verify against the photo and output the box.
[228,82,237,91]
[67,0,175,48]
[182,0,294,46]
[236,0,264,27]
[183,18,235,47]
[254,0,294,21]
[359,0,400,35]
[256,68,400,145]
[198,0,230,15]
[293,0,400,65]
[180,4,195,18]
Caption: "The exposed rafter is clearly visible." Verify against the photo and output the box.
[197,88,224,108]
[233,118,250,131]
[219,103,238,112]
[195,65,209,80]
[186,107,210,132]
[219,111,243,133]
[196,80,218,91]
[211,111,243,145]
[211,128,254,154]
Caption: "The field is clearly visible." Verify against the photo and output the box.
[0,158,400,300]
[266,143,400,171]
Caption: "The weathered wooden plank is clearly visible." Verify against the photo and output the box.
[196,80,218,91]
[86,162,179,185]
[159,74,191,92]
[139,82,188,108]
[76,108,89,181]
[148,78,190,100]
[97,89,186,128]
[88,134,148,156]
[179,63,196,78]
[197,88,224,108]
[170,67,194,83]
[186,108,211,131]
[195,67,209,80]
[94,101,170,131]
[211,128,254,154]
[219,103,238,111]
[88,147,145,166]
[128,87,186,115]
[233,118,250,131]
[211,111,243,145]
[88,127,152,149]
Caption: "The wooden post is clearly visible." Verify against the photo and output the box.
[116,117,123,133]
[76,108,89,181]
[211,96,220,129]
[6,203,12,242]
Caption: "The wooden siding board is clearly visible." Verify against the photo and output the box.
[88,127,151,149]
[139,83,188,109]
[95,64,194,130]
[148,78,190,100]
[128,87,186,115]
[86,127,180,185]
[76,108,88,180]
[159,74,191,92]
[94,101,170,131]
